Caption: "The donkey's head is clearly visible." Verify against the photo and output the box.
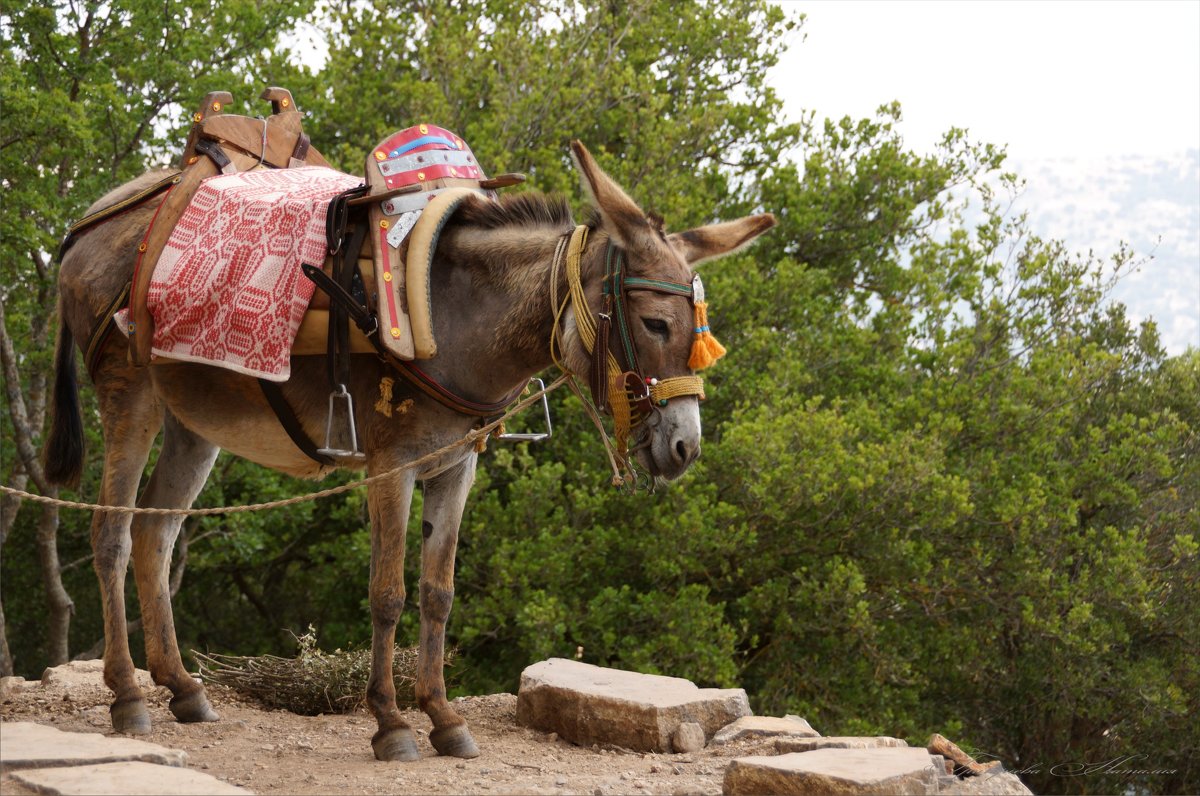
[565,141,775,482]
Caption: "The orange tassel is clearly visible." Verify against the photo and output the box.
[688,301,726,370]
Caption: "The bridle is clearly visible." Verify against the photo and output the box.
[550,224,707,476]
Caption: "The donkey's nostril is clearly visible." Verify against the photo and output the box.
[674,438,699,466]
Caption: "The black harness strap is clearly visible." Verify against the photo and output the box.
[257,379,336,467]
[194,137,233,173]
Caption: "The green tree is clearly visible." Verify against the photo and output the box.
[2,2,1195,793]
[0,0,315,673]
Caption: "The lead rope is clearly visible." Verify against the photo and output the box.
[0,375,568,516]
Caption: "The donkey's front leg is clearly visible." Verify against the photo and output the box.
[365,464,420,761]
[417,453,480,758]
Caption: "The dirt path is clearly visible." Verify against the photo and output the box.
[1,676,779,795]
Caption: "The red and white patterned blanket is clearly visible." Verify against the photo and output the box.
[116,166,363,381]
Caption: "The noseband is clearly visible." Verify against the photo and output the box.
[551,225,706,462]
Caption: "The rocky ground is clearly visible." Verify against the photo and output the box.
[1,661,1033,795]
[1,664,759,795]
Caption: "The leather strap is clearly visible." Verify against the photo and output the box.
[391,360,525,418]
[258,379,335,466]
[83,282,132,381]
[57,172,179,262]
[194,137,233,174]
[291,132,311,164]
[591,311,611,411]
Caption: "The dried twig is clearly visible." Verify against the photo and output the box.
[192,628,457,716]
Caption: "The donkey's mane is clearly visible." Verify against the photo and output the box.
[455,191,574,232]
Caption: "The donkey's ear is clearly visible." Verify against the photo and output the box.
[570,140,651,250]
[667,214,777,266]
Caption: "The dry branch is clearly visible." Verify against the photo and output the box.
[192,629,457,716]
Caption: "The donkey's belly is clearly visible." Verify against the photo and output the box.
[150,363,334,480]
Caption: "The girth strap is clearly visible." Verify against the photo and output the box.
[258,379,336,467]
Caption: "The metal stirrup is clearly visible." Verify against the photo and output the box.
[317,385,366,460]
[497,378,554,442]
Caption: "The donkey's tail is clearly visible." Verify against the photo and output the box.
[43,317,84,488]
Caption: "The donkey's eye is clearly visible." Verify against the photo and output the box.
[641,317,670,338]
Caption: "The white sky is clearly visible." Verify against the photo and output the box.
[771,0,1200,160]
[770,0,1200,353]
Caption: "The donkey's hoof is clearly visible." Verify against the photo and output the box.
[110,698,152,735]
[169,690,219,723]
[372,728,420,762]
[430,724,480,759]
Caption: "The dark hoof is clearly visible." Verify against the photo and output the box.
[372,727,420,762]
[111,698,151,735]
[430,724,480,758]
[169,689,220,723]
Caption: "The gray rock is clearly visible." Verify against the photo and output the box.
[10,761,250,795]
[723,748,940,795]
[672,722,706,753]
[712,715,820,744]
[516,658,750,753]
[0,675,27,699]
[775,735,908,753]
[0,722,186,771]
[938,770,1035,795]
[39,659,155,690]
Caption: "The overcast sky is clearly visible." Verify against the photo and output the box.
[767,1,1200,354]
[772,0,1200,160]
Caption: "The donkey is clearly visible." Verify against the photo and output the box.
[43,141,774,760]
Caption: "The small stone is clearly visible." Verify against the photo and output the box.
[555,776,568,786]
[672,722,706,753]
[775,735,908,753]
[548,732,558,742]
[593,790,604,796]
[0,675,27,699]
[712,715,820,745]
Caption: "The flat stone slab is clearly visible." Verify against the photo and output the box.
[712,715,820,744]
[0,722,186,771]
[39,660,154,690]
[775,735,908,753]
[517,658,750,753]
[724,748,940,795]
[9,761,251,795]
[939,770,1034,795]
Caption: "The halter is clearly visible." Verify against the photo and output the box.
[551,225,707,471]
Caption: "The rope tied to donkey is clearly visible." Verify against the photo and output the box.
[0,374,569,517]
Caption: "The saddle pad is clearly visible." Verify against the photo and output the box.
[116,166,363,380]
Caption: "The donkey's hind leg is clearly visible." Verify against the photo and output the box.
[130,411,220,723]
[90,353,163,734]
[417,454,480,758]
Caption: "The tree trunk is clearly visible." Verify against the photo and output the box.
[0,470,27,676]
[2,299,74,667]
[35,496,73,666]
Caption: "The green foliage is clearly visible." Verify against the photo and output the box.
[2,2,1196,794]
